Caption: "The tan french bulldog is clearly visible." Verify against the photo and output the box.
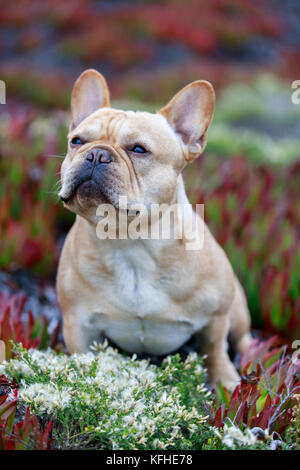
[57,69,252,389]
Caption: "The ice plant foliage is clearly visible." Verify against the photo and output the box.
[0,375,53,450]
[0,0,284,69]
[192,155,300,341]
[0,108,70,275]
[0,0,294,111]
[209,336,300,438]
[0,291,60,359]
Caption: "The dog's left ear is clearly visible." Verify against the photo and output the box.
[159,81,215,161]
[70,69,110,130]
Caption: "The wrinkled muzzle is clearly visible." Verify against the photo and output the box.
[59,147,114,204]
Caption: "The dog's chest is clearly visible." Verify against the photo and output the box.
[85,243,216,355]
[108,246,170,316]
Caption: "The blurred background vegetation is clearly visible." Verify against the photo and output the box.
[0,0,300,343]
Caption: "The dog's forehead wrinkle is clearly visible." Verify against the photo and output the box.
[71,108,126,140]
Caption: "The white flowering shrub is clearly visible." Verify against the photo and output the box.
[215,424,258,449]
[0,343,218,450]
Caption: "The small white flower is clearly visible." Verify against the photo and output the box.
[220,424,258,449]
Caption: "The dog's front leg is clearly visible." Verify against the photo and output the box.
[63,308,104,354]
[196,313,240,391]
[63,313,90,354]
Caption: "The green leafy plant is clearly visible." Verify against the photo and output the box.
[0,344,217,450]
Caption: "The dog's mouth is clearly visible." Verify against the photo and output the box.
[60,176,108,204]
[60,181,140,220]
[59,177,89,204]
[59,191,75,204]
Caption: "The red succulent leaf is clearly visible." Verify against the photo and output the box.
[213,406,223,428]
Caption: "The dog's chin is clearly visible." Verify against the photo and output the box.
[62,179,112,211]
[76,180,103,202]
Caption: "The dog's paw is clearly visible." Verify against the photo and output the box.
[219,374,240,391]
[210,363,241,391]
[236,333,253,355]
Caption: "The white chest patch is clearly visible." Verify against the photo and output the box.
[105,244,171,317]
[82,243,218,355]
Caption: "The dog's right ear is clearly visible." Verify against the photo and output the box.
[70,69,110,130]
[159,80,215,162]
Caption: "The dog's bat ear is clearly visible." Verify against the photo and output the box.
[159,81,215,161]
[70,69,110,130]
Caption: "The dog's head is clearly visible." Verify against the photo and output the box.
[59,69,215,222]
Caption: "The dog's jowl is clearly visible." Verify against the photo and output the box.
[57,69,252,390]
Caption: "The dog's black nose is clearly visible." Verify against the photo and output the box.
[85,148,112,164]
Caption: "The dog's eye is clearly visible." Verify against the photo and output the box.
[130,145,147,154]
[71,137,84,146]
